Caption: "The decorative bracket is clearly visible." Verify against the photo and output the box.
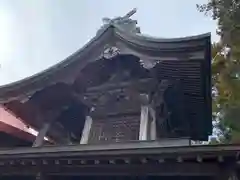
[139,59,161,69]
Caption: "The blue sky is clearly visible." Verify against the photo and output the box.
[0,0,217,85]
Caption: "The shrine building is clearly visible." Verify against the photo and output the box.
[0,9,238,180]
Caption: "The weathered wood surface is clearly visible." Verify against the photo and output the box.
[0,142,237,158]
[0,163,221,176]
[3,54,211,142]
[0,144,238,177]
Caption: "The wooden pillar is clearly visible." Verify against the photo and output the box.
[80,116,93,144]
[139,94,157,141]
[139,105,149,141]
[32,122,51,147]
[149,106,157,140]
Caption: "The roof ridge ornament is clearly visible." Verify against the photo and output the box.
[97,8,140,35]
[102,8,137,24]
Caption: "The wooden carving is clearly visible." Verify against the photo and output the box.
[150,80,173,138]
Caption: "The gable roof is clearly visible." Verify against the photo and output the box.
[0,23,211,103]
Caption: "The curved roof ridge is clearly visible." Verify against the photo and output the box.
[114,25,211,43]
[0,24,112,90]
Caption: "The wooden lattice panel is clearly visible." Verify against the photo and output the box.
[88,116,140,144]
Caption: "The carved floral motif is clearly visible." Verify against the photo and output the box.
[103,46,120,59]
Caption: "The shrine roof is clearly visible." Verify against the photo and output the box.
[0,23,211,103]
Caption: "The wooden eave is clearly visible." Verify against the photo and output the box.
[0,142,238,176]
[0,141,237,159]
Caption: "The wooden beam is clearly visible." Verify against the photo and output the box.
[0,141,238,160]
[32,122,51,147]
[4,101,69,143]
[85,78,153,94]
[0,163,220,176]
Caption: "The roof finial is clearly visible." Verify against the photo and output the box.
[100,8,140,34]
[123,8,137,19]
[102,8,137,24]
